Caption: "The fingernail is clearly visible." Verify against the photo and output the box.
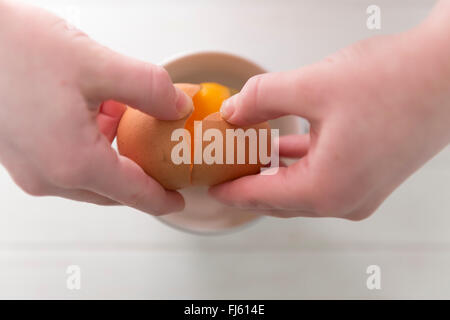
[175,87,193,118]
[220,98,235,120]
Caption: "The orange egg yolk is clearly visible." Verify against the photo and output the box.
[184,82,231,164]
[184,82,231,136]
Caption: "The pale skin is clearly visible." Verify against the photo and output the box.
[1,1,449,220]
[211,1,450,219]
[0,1,193,215]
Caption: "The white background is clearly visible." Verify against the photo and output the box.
[1,0,449,299]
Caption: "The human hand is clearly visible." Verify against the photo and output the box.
[0,1,193,215]
[210,3,450,220]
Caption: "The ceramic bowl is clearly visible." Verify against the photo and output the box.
[157,51,304,234]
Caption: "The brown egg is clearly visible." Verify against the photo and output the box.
[117,83,271,190]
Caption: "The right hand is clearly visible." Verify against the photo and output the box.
[210,6,450,220]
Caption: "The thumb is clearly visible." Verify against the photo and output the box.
[220,66,325,126]
[81,45,192,120]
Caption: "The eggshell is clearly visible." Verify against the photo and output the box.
[117,108,192,190]
[117,83,271,190]
[175,83,201,98]
[191,112,271,186]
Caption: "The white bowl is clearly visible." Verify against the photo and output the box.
[157,51,303,234]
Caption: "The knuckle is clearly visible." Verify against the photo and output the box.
[239,74,264,119]
[150,65,171,92]
[147,65,173,107]
[292,66,327,108]
[348,36,387,59]
[152,65,171,83]
[324,38,374,66]
[242,74,263,106]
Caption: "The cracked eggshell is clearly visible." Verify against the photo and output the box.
[117,83,271,190]
[191,112,271,186]
[116,84,199,190]
[117,108,192,190]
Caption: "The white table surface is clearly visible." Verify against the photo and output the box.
[1,0,449,299]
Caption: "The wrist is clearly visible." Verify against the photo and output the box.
[413,1,450,80]
[0,0,8,9]
[424,2,450,141]
[401,2,450,144]
[0,1,11,21]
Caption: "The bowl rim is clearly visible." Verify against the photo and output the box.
[156,213,263,237]
[159,49,267,74]
[156,50,268,236]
